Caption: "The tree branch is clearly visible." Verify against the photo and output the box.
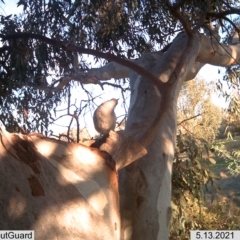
[166,0,193,37]
[177,113,203,126]
[0,32,166,93]
[139,33,200,147]
[221,16,240,44]
[207,8,240,19]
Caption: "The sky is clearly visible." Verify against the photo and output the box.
[198,65,227,108]
[1,0,22,15]
[1,0,228,136]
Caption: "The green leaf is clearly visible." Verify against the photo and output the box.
[209,157,216,164]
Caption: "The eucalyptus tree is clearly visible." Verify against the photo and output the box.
[177,79,223,142]
[1,0,240,239]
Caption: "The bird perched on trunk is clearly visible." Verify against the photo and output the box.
[93,98,118,136]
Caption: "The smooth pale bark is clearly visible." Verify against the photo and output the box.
[0,128,145,239]
[79,32,240,240]
[83,34,240,84]
[83,33,201,239]
[119,33,200,240]
[197,34,240,66]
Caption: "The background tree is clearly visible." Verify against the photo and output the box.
[218,108,240,139]
[170,79,222,238]
[1,1,240,240]
[178,79,223,142]
[171,133,216,239]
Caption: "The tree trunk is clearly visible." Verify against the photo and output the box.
[119,76,177,240]
[119,33,201,240]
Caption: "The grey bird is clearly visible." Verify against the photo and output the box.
[93,98,118,135]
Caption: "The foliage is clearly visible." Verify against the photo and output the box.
[177,79,223,142]
[0,0,239,135]
[171,132,240,238]
[0,0,175,134]
[171,133,216,238]
[218,20,240,115]
[171,131,240,238]
[171,193,240,239]
[173,75,240,237]
[212,141,240,177]
[218,109,240,139]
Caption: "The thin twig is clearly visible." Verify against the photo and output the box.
[177,113,203,125]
